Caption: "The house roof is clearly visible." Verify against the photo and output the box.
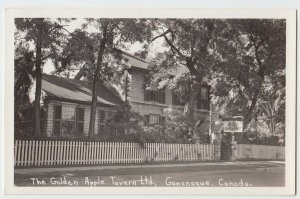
[115,49,188,76]
[116,50,149,70]
[42,74,124,107]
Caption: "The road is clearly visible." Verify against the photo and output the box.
[14,161,285,187]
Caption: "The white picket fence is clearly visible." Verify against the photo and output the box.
[236,144,285,160]
[14,140,215,167]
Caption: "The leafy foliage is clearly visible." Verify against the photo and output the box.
[210,19,286,137]
[15,18,71,135]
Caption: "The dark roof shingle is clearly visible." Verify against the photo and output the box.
[42,74,124,107]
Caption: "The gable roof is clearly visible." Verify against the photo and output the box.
[42,74,124,107]
[115,49,150,70]
[114,49,188,76]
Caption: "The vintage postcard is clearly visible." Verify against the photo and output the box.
[4,8,296,195]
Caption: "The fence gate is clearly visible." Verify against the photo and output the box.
[220,142,231,160]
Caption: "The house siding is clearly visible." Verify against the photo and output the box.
[128,70,145,102]
[128,69,210,123]
[45,100,119,137]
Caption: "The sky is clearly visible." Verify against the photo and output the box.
[43,18,167,75]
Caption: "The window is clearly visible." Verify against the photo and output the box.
[144,115,150,125]
[159,116,166,124]
[172,91,185,106]
[61,106,76,135]
[144,114,165,125]
[144,73,166,104]
[149,114,160,124]
[197,87,210,110]
[158,89,166,104]
[53,105,81,135]
[76,108,84,135]
[144,88,166,104]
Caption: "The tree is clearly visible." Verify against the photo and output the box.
[15,18,70,136]
[211,19,286,134]
[58,19,152,138]
[150,19,223,120]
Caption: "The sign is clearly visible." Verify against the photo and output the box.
[222,116,244,133]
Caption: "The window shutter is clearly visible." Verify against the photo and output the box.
[159,89,166,104]
[53,105,62,135]
[76,107,84,135]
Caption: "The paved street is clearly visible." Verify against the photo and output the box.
[14,161,285,187]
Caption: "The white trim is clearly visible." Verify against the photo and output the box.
[130,100,210,113]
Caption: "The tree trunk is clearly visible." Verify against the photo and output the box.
[243,89,259,129]
[243,57,266,130]
[34,33,43,136]
[183,59,202,121]
[184,80,202,120]
[88,27,108,138]
[183,88,197,120]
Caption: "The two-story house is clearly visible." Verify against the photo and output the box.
[118,50,211,130]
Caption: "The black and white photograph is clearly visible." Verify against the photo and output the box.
[3,8,296,195]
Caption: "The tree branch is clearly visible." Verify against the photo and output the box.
[151,29,171,41]
[152,29,186,59]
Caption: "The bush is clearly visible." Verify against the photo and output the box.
[14,108,210,144]
[237,131,284,146]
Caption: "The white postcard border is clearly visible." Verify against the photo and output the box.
[4,8,296,195]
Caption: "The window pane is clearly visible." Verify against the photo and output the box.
[62,106,75,120]
[78,108,84,121]
[145,90,150,101]
[172,92,185,106]
[159,89,165,104]
[160,116,166,123]
[145,115,150,125]
[61,121,76,135]
[149,115,159,124]
[197,99,209,110]
[54,105,62,119]
[149,91,156,101]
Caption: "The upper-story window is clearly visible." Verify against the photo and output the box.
[172,86,210,110]
[144,73,166,104]
[144,88,166,104]
[172,91,185,106]
[197,86,210,110]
